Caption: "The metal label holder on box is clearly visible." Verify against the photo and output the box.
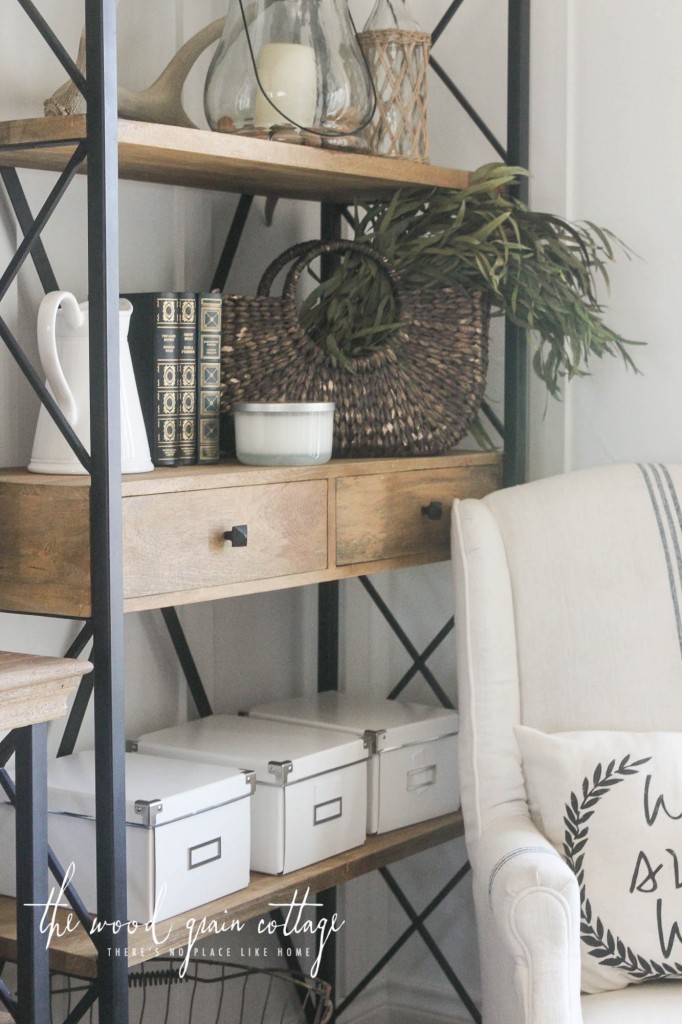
[248,693,460,834]
[136,714,369,875]
[0,751,255,923]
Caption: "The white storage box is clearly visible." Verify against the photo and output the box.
[248,694,460,834]
[136,714,368,875]
[0,750,254,923]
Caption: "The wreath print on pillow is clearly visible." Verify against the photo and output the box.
[515,727,682,994]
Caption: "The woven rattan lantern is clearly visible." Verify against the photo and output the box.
[359,0,430,162]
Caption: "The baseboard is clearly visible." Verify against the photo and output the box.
[337,978,476,1024]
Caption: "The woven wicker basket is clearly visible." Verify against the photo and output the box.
[220,239,489,459]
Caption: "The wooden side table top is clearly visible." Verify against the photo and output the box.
[0,651,92,730]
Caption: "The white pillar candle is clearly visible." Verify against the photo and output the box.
[253,42,317,129]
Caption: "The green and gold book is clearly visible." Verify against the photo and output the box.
[177,292,198,466]
[196,291,222,465]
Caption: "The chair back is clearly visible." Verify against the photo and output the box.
[452,462,682,835]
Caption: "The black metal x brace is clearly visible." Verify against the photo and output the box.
[56,621,96,757]
[16,0,88,97]
[0,153,93,472]
[380,866,481,1024]
[353,563,483,1019]
[430,58,506,161]
[211,194,255,292]
[336,859,473,1017]
[428,1,507,161]
[160,607,214,718]
[0,167,59,293]
[431,0,467,45]
[358,576,455,709]
[0,144,85,301]
[0,978,18,1018]
[344,575,481,1022]
[388,615,455,702]
[60,984,100,1024]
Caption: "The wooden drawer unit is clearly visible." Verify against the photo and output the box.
[336,460,501,567]
[123,479,327,600]
[0,453,501,617]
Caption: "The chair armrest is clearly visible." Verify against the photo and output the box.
[469,814,583,1024]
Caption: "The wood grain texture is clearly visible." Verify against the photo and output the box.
[0,652,92,730]
[121,550,457,612]
[123,479,328,598]
[117,451,502,496]
[0,454,502,615]
[336,461,502,565]
[0,811,463,977]
[0,480,90,617]
[0,117,469,201]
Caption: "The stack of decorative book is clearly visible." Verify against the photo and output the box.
[124,291,223,466]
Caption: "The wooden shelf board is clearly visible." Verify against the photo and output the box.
[0,451,502,496]
[0,812,463,978]
[0,116,469,201]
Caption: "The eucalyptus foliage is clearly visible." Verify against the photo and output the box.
[299,162,641,398]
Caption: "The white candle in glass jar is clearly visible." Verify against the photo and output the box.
[234,402,334,466]
[253,43,317,128]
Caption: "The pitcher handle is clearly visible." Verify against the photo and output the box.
[37,291,85,427]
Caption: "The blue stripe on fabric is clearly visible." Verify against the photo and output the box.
[488,846,559,900]
[659,463,682,541]
[650,463,682,614]
[638,462,682,659]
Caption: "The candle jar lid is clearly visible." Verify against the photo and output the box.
[234,401,335,414]
[233,401,335,466]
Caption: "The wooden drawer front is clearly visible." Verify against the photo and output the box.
[0,483,90,617]
[123,480,327,598]
[336,464,500,566]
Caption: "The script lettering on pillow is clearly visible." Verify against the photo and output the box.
[515,727,682,994]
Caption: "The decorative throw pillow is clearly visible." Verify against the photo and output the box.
[515,726,682,995]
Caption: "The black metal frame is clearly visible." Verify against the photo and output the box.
[503,0,531,486]
[0,2,128,1022]
[12,725,49,1024]
[0,1,529,1020]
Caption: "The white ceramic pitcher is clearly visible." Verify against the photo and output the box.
[28,291,153,475]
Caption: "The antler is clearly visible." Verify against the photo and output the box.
[44,17,225,129]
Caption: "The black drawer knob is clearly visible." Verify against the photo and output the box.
[421,501,443,521]
[223,525,248,547]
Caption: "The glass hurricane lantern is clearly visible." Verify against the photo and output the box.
[204,0,374,151]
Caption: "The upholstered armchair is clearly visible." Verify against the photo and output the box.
[452,463,682,1024]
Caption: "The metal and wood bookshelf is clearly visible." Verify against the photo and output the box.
[0,3,530,1022]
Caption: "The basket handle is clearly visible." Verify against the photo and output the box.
[257,239,403,316]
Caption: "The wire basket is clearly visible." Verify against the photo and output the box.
[49,960,333,1024]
